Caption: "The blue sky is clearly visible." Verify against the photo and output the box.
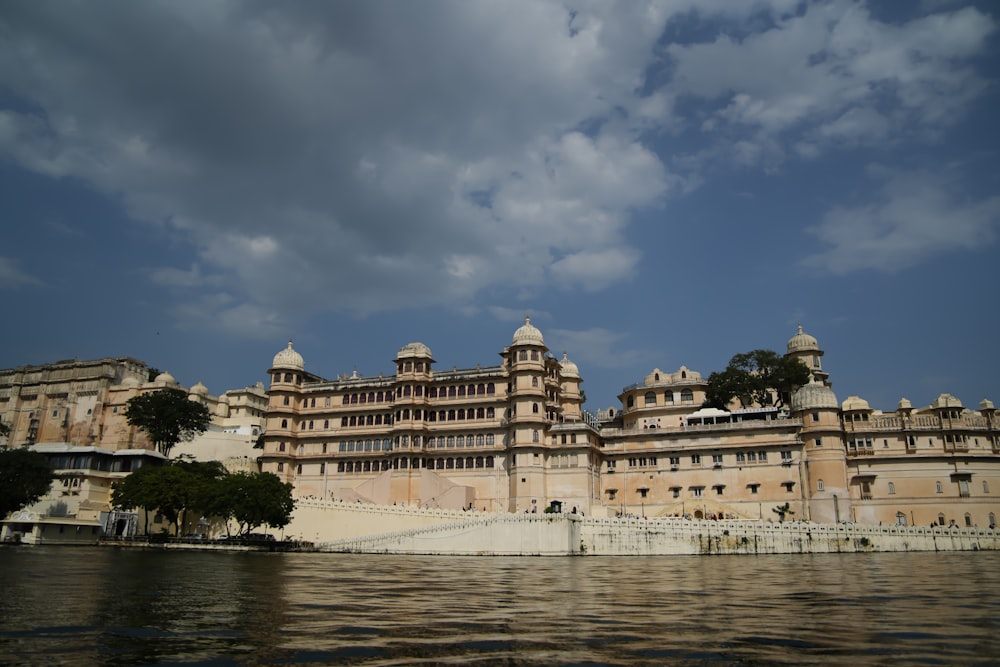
[1,1,997,413]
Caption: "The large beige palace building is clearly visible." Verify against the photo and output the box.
[260,319,1000,529]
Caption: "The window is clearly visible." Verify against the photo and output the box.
[669,456,679,466]
[532,429,539,443]
[814,438,822,448]
[938,513,946,526]
[691,454,701,465]
[936,481,943,494]
[664,390,674,403]
[896,512,907,526]
[681,389,693,402]
[277,462,284,472]
[736,452,746,463]
[812,412,819,422]
[817,479,825,492]
[691,487,704,498]
[887,482,896,495]
[780,451,792,461]
[644,391,656,406]
[984,480,990,494]
[607,489,617,500]
[782,482,795,492]
[671,487,681,498]
[712,454,723,466]
[638,488,649,498]
[713,485,725,496]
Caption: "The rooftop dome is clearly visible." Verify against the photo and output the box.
[790,376,838,412]
[120,375,141,388]
[190,381,209,396]
[559,352,579,379]
[272,340,304,371]
[898,397,913,411]
[787,324,819,354]
[841,395,871,412]
[396,342,433,360]
[154,370,177,385]
[512,316,545,347]
[931,393,963,410]
[980,398,995,411]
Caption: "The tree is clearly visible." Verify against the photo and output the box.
[772,502,795,523]
[124,388,211,457]
[211,472,296,536]
[0,448,54,517]
[705,350,811,410]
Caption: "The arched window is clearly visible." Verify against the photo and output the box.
[627,396,635,408]
[281,419,288,428]
[467,384,475,395]
[532,376,538,387]
[664,390,673,403]
[681,389,694,402]
[487,383,495,395]
[938,513,946,525]
[478,384,486,395]
[532,403,539,414]
[486,407,495,418]
[448,386,457,397]
[458,385,466,396]
[896,512,907,526]
[644,391,656,406]
[477,408,485,419]
[456,435,464,447]
[965,513,973,527]
[485,456,494,468]
[457,409,466,420]
[936,481,943,493]
[532,429,539,443]
[448,410,456,421]
[887,482,896,495]
[531,350,539,360]
[519,350,528,361]
[817,479,825,491]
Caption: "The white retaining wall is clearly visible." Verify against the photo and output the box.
[293,499,1000,555]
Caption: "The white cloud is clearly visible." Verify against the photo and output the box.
[548,327,649,369]
[0,256,43,289]
[803,167,1000,273]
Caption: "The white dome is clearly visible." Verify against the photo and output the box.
[931,393,963,409]
[121,375,141,388]
[512,316,544,347]
[980,398,995,411]
[155,370,177,385]
[396,342,433,360]
[841,395,870,412]
[790,377,838,412]
[559,352,579,379]
[190,381,209,396]
[787,324,819,354]
[272,340,304,371]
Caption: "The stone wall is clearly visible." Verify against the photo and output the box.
[296,500,1000,555]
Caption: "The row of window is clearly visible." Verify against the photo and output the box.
[277,455,499,474]
[606,481,796,500]
[606,451,789,470]
[629,389,695,408]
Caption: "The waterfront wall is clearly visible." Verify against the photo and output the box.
[298,500,1000,555]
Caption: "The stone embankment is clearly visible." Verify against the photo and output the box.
[294,500,1000,556]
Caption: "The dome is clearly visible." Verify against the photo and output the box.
[559,352,579,379]
[155,370,177,385]
[121,375,141,388]
[980,398,995,411]
[190,381,209,396]
[396,342,433,360]
[898,397,913,410]
[931,393,963,409]
[272,340,304,371]
[512,316,545,347]
[787,324,819,354]
[790,377,838,412]
[841,395,870,412]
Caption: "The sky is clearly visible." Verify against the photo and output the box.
[1,0,998,414]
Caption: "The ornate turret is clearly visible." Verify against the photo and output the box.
[785,325,829,386]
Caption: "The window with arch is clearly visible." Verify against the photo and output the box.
[280,419,288,428]
[887,482,896,495]
[664,390,674,403]
[519,350,528,361]
[644,391,656,406]
[532,376,538,387]
[531,350,539,360]
[965,513,973,527]
[936,481,943,493]
[627,395,635,408]
[938,513,946,525]
[532,403,539,414]
[817,479,825,491]
[896,512,907,526]
[681,388,694,402]
[532,429,539,443]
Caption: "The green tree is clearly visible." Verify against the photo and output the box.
[124,388,211,457]
[212,472,296,536]
[704,350,811,410]
[772,502,794,523]
[0,448,54,517]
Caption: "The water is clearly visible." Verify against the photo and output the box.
[0,548,997,666]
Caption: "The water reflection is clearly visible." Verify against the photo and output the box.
[1,548,997,665]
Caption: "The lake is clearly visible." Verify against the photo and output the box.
[1,547,997,665]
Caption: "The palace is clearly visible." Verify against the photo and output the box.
[260,319,1000,529]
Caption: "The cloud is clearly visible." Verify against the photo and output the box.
[0,256,43,289]
[665,1,997,166]
[0,1,995,337]
[548,327,650,369]
[803,166,1000,273]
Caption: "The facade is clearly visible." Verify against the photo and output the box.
[1,359,267,541]
[262,320,1000,528]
